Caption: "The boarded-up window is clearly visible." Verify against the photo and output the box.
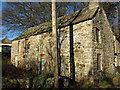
[97,54,102,70]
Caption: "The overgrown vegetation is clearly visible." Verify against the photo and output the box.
[2,55,120,88]
[3,72,120,88]
[2,57,31,79]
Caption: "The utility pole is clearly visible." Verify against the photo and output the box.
[52,0,59,88]
[118,7,120,39]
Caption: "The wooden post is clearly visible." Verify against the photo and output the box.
[52,0,59,88]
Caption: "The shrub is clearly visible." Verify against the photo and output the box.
[32,73,54,88]
[98,80,111,88]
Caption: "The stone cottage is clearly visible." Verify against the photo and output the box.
[11,2,120,81]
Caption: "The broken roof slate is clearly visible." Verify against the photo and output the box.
[14,7,99,40]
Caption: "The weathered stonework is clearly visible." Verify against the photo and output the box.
[92,8,117,79]
[11,5,120,82]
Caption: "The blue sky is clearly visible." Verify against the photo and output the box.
[1,2,119,40]
[1,2,25,40]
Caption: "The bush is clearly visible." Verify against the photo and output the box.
[2,78,30,88]
[2,58,31,79]
[32,73,54,88]
[43,78,54,88]
[32,74,46,88]
[2,78,20,88]
[105,73,116,79]
[112,76,120,86]
[98,80,111,88]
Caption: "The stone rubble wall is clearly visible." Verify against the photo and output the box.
[73,20,93,81]
[11,7,120,82]
[11,20,93,81]
[92,8,115,75]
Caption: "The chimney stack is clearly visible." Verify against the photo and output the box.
[89,2,99,9]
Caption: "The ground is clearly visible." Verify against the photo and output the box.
[2,56,120,88]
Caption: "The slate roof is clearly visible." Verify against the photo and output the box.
[14,7,99,40]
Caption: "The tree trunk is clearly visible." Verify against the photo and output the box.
[52,0,59,88]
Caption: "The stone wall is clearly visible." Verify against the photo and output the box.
[92,8,115,76]
[11,20,93,81]
[11,7,119,82]
[73,20,93,81]
[11,32,54,72]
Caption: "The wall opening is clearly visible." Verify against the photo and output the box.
[114,55,118,67]
[15,55,18,67]
[18,41,20,54]
[113,36,117,53]
[25,39,28,53]
[119,58,120,66]
[97,54,102,70]
[23,39,29,59]
[39,53,46,74]
[95,28,101,43]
